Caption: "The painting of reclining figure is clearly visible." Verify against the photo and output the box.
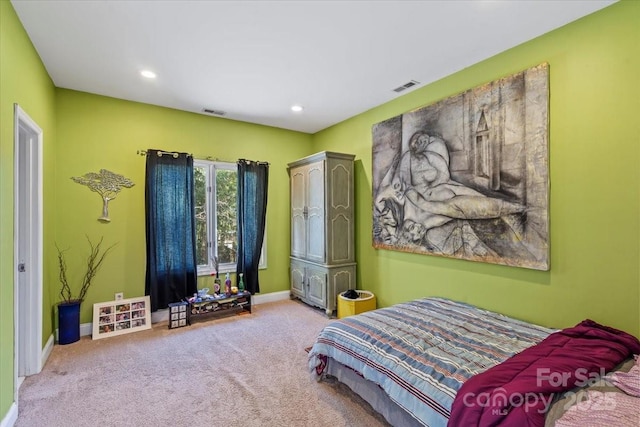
[372,63,549,270]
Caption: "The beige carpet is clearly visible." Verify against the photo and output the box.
[16,299,389,427]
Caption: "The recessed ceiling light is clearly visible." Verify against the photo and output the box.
[140,70,156,79]
[291,105,304,113]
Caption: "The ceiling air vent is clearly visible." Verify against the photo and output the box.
[393,80,420,93]
[202,108,226,116]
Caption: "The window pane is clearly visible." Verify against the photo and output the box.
[216,169,237,264]
[194,166,208,266]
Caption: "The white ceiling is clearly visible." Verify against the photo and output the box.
[11,0,615,134]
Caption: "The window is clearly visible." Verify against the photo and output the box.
[194,160,266,275]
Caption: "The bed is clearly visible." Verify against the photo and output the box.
[308,297,640,427]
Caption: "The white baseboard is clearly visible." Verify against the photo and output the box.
[0,402,17,427]
[51,292,292,341]
[150,291,289,324]
[54,323,93,342]
[5,335,54,427]
[80,323,92,337]
[252,290,290,305]
[151,308,168,324]
[40,334,54,370]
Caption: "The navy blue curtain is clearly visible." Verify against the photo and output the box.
[236,160,269,294]
[145,150,197,312]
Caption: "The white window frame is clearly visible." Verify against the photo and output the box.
[194,160,266,276]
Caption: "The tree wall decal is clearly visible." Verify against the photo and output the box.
[71,169,135,222]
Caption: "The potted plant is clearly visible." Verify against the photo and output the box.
[56,236,115,344]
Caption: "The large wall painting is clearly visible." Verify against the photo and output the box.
[372,63,549,270]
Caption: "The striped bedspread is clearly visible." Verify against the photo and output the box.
[308,297,554,427]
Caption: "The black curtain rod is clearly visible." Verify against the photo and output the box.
[238,158,270,166]
[137,150,269,165]
[137,149,192,158]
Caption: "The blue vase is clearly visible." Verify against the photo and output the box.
[58,301,81,344]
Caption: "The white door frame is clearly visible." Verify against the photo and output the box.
[13,104,44,403]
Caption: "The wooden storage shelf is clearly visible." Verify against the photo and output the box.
[188,292,251,324]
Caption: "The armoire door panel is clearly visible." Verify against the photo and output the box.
[330,163,351,210]
[306,162,325,262]
[306,265,327,308]
[290,261,305,299]
[306,213,325,262]
[325,266,356,314]
[291,214,306,258]
[290,168,307,258]
[330,214,351,263]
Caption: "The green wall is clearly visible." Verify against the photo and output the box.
[312,0,640,337]
[0,0,57,418]
[54,89,312,325]
[2,0,639,424]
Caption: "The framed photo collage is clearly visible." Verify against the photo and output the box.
[92,296,152,340]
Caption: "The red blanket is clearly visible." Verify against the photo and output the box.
[448,320,640,427]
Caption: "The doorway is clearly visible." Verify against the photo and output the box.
[13,104,44,400]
